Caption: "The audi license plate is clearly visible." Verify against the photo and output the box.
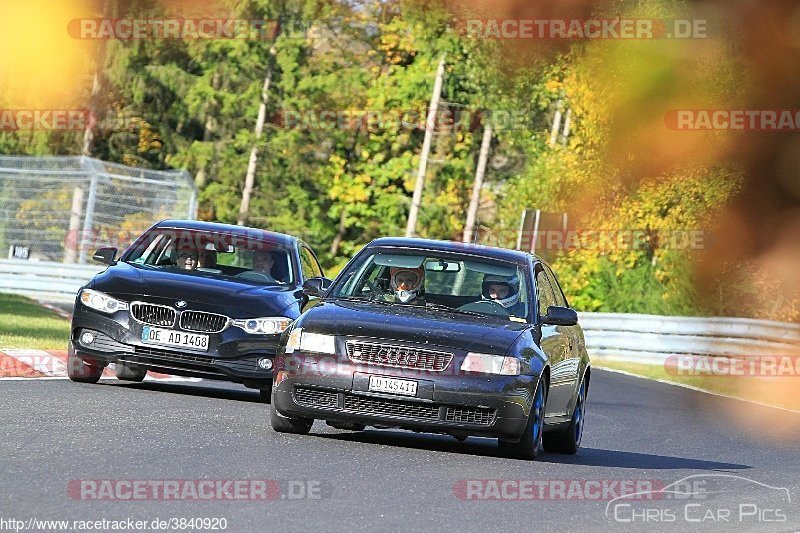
[368,375,418,397]
[141,326,209,352]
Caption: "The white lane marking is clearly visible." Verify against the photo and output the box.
[0,349,66,377]
[0,350,200,382]
[597,366,800,414]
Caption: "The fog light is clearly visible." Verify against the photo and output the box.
[80,331,95,345]
[257,358,273,371]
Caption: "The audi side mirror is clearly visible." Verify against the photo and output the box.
[302,277,333,298]
[92,247,118,266]
[542,306,578,326]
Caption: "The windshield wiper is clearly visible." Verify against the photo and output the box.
[331,295,391,305]
[423,303,484,317]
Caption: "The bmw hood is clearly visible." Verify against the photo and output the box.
[89,262,300,318]
[296,299,529,355]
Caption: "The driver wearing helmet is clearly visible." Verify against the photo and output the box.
[482,274,525,317]
[382,266,426,305]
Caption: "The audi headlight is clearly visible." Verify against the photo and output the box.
[284,328,336,354]
[232,317,292,335]
[79,289,129,314]
[461,352,521,376]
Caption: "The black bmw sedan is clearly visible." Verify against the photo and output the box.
[271,238,590,459]
[68,220,324,399]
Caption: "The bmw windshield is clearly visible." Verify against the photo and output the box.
[330,249,531,321]
[121,228,295,286]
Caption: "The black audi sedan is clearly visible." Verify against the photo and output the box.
[271,237,590,459]
[68,220,324,399]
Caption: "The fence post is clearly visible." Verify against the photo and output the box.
[188,187,198,220]
[63,186,84,264]
[78,168,99,264]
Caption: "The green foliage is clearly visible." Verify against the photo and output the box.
[0,0,756,318]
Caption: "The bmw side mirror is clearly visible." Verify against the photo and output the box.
[302,277,333,298]
[542,306,578,326]
[92,247,118,266]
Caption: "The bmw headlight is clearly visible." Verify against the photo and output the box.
[284,328,336,355]
[461,352,521,376]
[231,317,292,335]
[79,289,129,314]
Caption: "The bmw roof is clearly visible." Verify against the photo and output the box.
[153,219,298,247]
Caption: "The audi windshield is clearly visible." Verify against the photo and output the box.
[330,250,532,321]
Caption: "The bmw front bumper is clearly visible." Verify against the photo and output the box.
[70,304,279,387]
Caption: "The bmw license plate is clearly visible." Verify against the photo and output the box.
[368,375,418,397]
[141,326,209,352]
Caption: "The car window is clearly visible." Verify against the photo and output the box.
[123,228,295,285]
[330,250,531,321]
[536,268,557,318]
[299,246,322,280]
[543,264,568,308]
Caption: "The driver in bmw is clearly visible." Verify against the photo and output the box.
[381,266,426,305]
[482,274,525,316]
[252,250,276,281]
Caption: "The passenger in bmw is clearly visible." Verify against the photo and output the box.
[177,250,198,270]
[381,266,426,305]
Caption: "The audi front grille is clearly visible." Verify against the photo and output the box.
[345,340,453,371]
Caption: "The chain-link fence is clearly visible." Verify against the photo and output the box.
[0,156,196,264]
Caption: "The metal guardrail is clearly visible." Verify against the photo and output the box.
[0,259,104,303]
[579,312,800,364]
[1,260,799,363]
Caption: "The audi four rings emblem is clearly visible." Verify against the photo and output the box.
[377,347,419,365]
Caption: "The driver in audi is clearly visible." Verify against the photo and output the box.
[482,274,526,317]
[380,266,426,305]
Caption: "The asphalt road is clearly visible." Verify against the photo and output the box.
[1,370,799,532]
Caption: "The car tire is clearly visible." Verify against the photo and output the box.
[259,383,273,403]
[269,389,313,435]
[543,378,587,454]
[67,345,103,384]
[498,378,546,460]
[114,362,147,382]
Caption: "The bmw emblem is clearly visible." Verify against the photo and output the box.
[175,300,187,308]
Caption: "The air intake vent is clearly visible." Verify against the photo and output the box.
[130,303,175,327]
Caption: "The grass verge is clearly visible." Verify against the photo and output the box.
[594,359,800,412]
[0,293,70,350]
